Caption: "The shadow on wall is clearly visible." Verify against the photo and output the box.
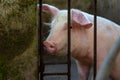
[97,0,120,25]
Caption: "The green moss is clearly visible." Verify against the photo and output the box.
[0,61,8,80]
[0,0,37,80]
[7,38,37,80]
[0,0,36,60]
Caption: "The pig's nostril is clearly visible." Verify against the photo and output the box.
[49,45,53,48]
[49,45,55,48]
[43,41,57,53]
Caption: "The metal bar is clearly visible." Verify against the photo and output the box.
[94,0,97,79]
[67,0,71,80]
[44,62,68,65]
[96,37,120,80]
[38,0,72,80]
[43,73,68,76]
[38,0,44,80]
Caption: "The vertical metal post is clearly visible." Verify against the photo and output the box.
[38,0,72,80]
[94,0,97,80]
[67,0,71,80]
[38,0,44,80]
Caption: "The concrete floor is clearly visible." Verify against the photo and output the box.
[39,53,112,80]
[40,54,79,80]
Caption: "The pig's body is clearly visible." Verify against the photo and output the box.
[42,4,120,80]
[96,16,120,80]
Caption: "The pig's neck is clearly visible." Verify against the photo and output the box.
[72,27,93,65]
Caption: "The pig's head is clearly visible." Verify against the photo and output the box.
[42,4,93,56]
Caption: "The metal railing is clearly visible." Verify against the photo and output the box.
[37,0,120,80]
[38,0,71,80]
[94,0,97,79]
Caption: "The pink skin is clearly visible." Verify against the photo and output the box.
[43,41,56,53]
[42,4,120,80]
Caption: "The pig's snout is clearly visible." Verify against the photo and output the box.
[43,41,56,53]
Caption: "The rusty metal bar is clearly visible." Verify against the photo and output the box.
[44,62,68,65]
[38,0,71,80]
[43,73,68,76]
[67,0,71,80]
[94,0,97,79]
[38,0,44,80]
[96,37,120,80]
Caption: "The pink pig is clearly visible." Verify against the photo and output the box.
[42,4,120,80]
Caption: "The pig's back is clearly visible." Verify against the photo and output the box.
[85,12,120,46]
[97,16,120,34]
[96,16,120,50]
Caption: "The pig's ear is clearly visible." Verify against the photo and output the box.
[42,4,59,17]
[71,9,93,29]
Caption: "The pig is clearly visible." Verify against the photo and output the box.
[42,4,120,80]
